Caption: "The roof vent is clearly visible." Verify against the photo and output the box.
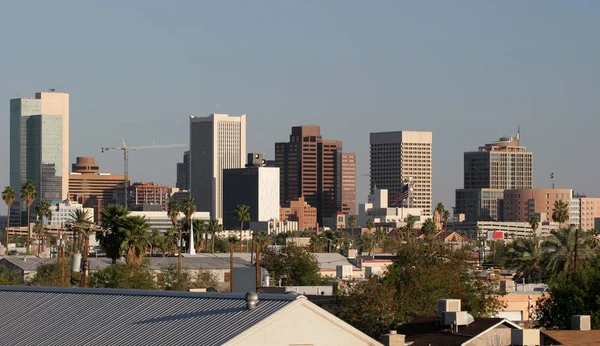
[245,292,258,310]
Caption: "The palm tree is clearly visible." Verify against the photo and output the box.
[149,230,161,256]
[34,201,53,255]
[435,202,445,218]
[192,219,206,252]
[228,235,240,292]
[69,209,93,255]
[207,219,222,253]
[358,233,375,253]
[99,204,130,263]
[2,186,16,255]
[404,214,415,244]
[122,215,150,265]
[347,215,358,237]
[542,226,593,277]
[529,215,539,235]
[421,218,437,251]
[442,210,450,230]
[507,235,543,282]
[366,218,374,233]
[552,200,569,226]
[20,180,37,250]
[181,197,196,255]
[233,204,250,254]
[374,228,386,249]
[167,200,180,226]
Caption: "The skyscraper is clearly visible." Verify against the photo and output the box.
[369,131,433,218]
[9,90,69,225]
[176,150,190,191]
[275,125,356,224]
[189,114,246,221]
[454,131,533,221]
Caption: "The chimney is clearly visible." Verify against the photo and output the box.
[380,330,405,346]
[572,315,591,331]
[245,292,258,310]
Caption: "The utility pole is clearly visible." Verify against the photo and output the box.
[255,241,261,293]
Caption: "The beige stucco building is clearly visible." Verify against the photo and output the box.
[370,131,433,218]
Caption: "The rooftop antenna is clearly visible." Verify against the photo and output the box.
[16,90,19,97]
[517,125,521,140]
[216,95,220,114]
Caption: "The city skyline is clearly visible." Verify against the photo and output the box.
[2,2,600,214]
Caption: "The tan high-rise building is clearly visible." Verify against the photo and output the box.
[68,156,126,222]
[275,125,356,224]
[455,131,533,222]
[503,189,573,223]
[370,131,432,218]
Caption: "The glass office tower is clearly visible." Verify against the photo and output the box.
[26,115,63,202]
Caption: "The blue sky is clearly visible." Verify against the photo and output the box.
[1,1,599,214]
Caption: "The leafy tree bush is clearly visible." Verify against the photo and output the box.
[261,245,321,286]
[160,265,219,291]
[31,261,71,287]
[89,264,156,289]
[536,258,600,330]
[338,244,505,338]
[0,264,23,285]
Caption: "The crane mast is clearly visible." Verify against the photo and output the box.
[101,140,187,207]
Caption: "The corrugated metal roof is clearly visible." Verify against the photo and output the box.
[0,286,300,345]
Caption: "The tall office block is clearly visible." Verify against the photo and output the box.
[275,125,356,224]
[176,150,190,190]
[370,131,433,218]
[455,131,533,221]
[9,90,69,225]
[26,115,64,202]
[189,114,246,220]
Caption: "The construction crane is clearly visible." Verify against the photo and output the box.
[101,140,187,206]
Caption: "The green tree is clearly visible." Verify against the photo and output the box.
[69,209,93,254]
[0,264,23,285]
[404,215,415,244]
[347,214,358,238]
[542,226,594,277]
[339,244,505,338]
[442,210,450,230]
[99,204,130,263]
[121,215,151,265]
[357,233,375,253]
[260,245,321,286]
[529,215,539,234]
[552,200,570,226]
[233,204,250,250]
[421,218,437,251]
[20,180,37,250]
[366,219,374,233]
[31,261,71,287]
[507,235,543,283]
[536,259,600,330]
[158,227,176,257]
[2,186,16,254]
[207,219,222,253]
[435,202,445,218]
[89,263,156,289]
[34,201,52,255]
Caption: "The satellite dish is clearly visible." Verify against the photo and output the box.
[466,313,475,325]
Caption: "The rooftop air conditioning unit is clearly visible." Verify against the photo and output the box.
[443,311,468,326]
[511,329,540,346]
[436,299,461,319]
[572,315,591,331]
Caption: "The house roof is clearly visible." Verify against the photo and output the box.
[0,256,56,271]
[312,253,360,271]
[396,316,521,346]
[0,285,300,345]
[541,330,600,345]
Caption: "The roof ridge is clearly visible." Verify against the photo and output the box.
[0,285,303,301]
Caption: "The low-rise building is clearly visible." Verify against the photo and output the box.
[129,211,210,232]
[280,196,318,231]
[447,220,560,239]
[249,219,299,234]
[44,200,95,227]
[358,188,423,229]
[0,286,383,346]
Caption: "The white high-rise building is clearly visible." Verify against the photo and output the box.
[370,131,432,218]
[189,114,246,221]
[9,90,69,226]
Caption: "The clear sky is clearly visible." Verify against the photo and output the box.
[1,1,599,215]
